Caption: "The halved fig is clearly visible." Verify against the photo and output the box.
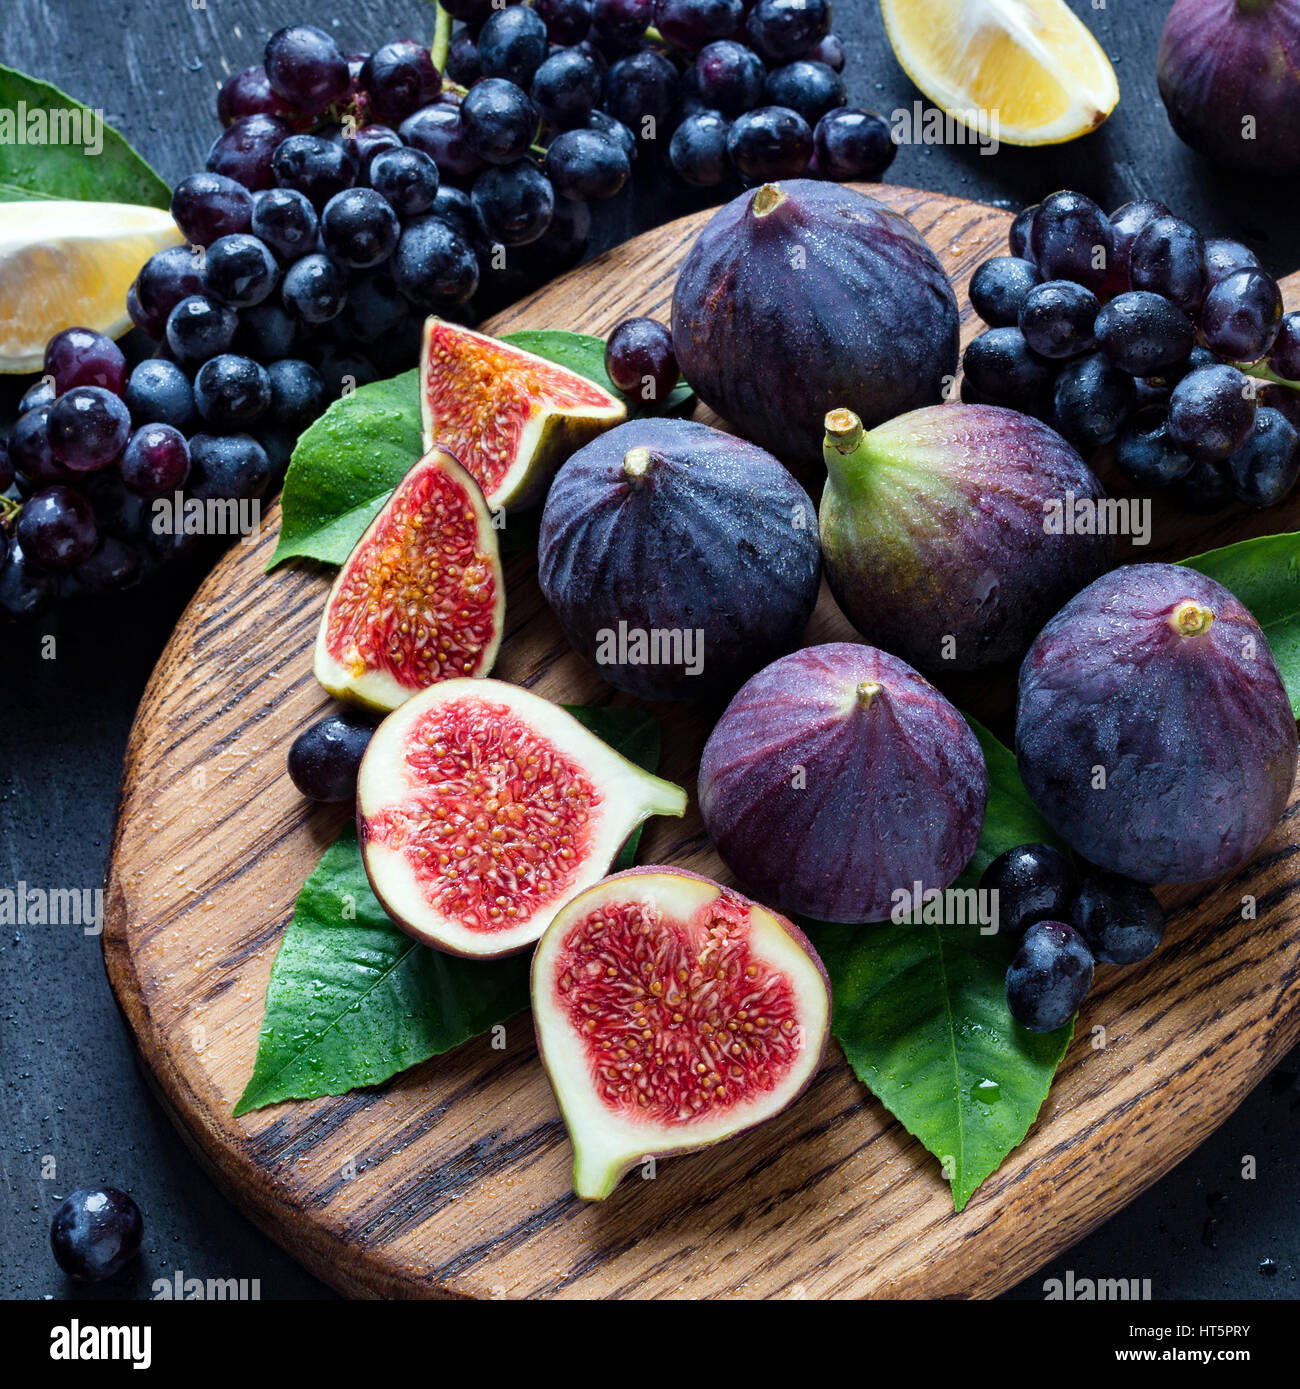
[419,317,626,512]
[532,867,831,1200]
[357,680,688,958]
[313,446,505,712]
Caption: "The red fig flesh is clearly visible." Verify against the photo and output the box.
[532,867,831,1200]
[356,680,687,958]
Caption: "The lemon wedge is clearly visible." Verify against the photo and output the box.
[0,200,182,372]
[879,0,1119,147]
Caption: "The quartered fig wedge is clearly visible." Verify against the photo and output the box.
[532,867,831,1200]
[356,680,688,958]
[419,317,626,512]
[313,445,505,712]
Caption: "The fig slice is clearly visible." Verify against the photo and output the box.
[313,445,505,712]
[419,317,627,512]
[532,867,831,1200]
[356,680,688,958]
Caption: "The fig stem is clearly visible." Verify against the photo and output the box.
[622,447,654,482]
[824,408,864,455]
[752,183,786,217]
[1169,599,1215,637]
[856,680,882,708]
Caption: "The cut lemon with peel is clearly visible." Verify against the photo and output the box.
[879,0,1119,147]
[0,200,182,373]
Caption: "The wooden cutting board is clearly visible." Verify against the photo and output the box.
[103,185,1300,1300]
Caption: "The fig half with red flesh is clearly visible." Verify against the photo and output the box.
[419,317,626,512]
[532,867,831,1200]
[357,680,688,958]
[314,446,505,712]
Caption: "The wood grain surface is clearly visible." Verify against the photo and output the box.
[102,185,1300,1300]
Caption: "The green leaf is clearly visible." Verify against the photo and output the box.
[0,65,170,207]
[270,330,694,568]
[1180,530,1300,717]
[804,718,1070,1212]
[235,705,667,1113]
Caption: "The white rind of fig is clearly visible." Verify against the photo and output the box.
[531,867,832,1201]
[419,317,627,512]
[313,447,505,713]
[357,681,688,959]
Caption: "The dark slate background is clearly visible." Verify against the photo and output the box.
[2,0,1297,1302]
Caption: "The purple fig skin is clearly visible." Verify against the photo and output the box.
[1157,0,1300,175]
[538,417,821,701]
[698,642,988,923]
[819,404,1115,675]
[670,179,960,474]
[1017,563,1298,884]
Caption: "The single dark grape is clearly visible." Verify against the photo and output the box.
[313,347,379,398]
[1170,456,1233,512]
[206,113,292,192]
[545,128,630,200]
[47,386,131,471]
[591,0,655,48]
[0,542,55,617]
[50,1188,143,1283]
[350,124,404,179]
[962,327,1055,408]
[73,536,144,594]
[811,107,895,182]
[264,25,349,114]
[1006,921,1094,1033]
[969,256,1041,328]
[1071,874,1165,965]
[1093,290,1194,376]
[763,60,845,127]
[439,0,495,23]
[587,109,637,161]
[727,105,812,180]
[1128,215,1206,316]
[236,302,299,361]
[44,327,127,395]
[1224,406,1300,508]
[606,49,679,137]
[1261,382,1300,431]
[531,49,603,129]
[171,172,254,247]
[1107,198,1169,285]
[251,187,318,260]
[281,254,348,323]
[193,354,272,429]
[527,195,591,266]
[1203,236,1261,289]
[426,185,488,252]
[288,712,376,801]
[360,40,440,126]
[1167,363,1256,462]
[461,78,541,165]
[202,232,280,307]
[400,105,484,179]
[1018,279,1099,359]
[979,843,1078,939]
[9,406,71,485]
[477,5,550,87]
[1201,267,1283,362]
[695,40,765,116]
[17,485,98,570]
[217,65,296,127]
[368,147,439,216]
[1114,409,1193,487]
[1269,312,1300,382]
[119,423,191,497]
[1009,204,1037,261]
[320,188,401,268]
[272,133,355,209]
[536,0,594,45]
[1029,189,1113,294]
[125,359,195,430]
[165,293,239,365]
[393,218,481,306]
[266,358,326,429]
[129,246,205,338]
[471,160,555,246]
[669,111,730,186]
[188,432,274,501]
[655,0,744,51]
[18,378,56,416]
[446,29,482,86]
[746,0,831,63]
[604,317,678,403]
[1052,350,1135,451]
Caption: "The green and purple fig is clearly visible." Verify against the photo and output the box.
[698,642,988,923]
[1017,563,1298,884]
[670,179,960,475]
[819,403,1115,675]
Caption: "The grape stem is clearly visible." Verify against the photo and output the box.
[0,496,21,529]
[1240,359,1300,394]
[431,2,452,74]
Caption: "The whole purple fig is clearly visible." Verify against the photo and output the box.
[670,179,960,475]
[1157,0,1300,174]
[1017,563,1297,884]
[699,642,988,923]
[819,404,1114,675]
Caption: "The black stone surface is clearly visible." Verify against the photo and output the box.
[1,0,1297,1301]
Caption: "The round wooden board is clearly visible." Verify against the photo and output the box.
[104,185,1300,1300]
